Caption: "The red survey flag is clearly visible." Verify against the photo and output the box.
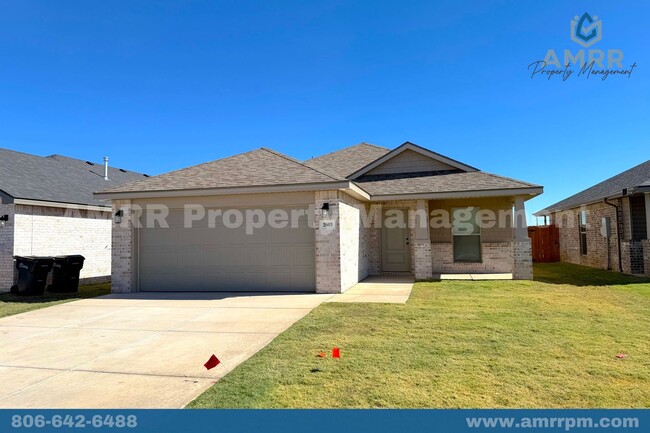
[332,347,340,358]
[204,354,221,370]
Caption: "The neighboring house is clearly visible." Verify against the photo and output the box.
[535,160,650,276]
[96,142,542,294]
[0,148,148,291]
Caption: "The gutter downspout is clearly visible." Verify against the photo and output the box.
[603,198,623,272]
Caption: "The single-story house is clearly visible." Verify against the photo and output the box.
[96,142,542,294]
[0,148,148,291]
[535,160,650,275]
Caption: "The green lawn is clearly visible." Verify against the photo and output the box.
[0,283,111,319]
[189,263,650,408]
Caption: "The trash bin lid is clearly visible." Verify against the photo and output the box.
[13,256,54,262]
[53,255,85,262]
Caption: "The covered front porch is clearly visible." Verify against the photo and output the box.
[366,194,534,281]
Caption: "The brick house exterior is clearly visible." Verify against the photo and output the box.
[0,148,147,292]
[536,160,650,276]
[98,142,542,294]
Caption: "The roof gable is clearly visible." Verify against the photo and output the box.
[99,148,341,194]
[364,149,459,176]
[303,143,390,178]
[349,142,478,179]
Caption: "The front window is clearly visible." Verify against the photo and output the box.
[579,210,588,255]
[452,207,481,262]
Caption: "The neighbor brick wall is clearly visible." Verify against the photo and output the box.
[621,241,631,274]
[431,242,513,274]
[0,203,16,292]
[13,205,112,284]
[641,239,650,276]
[556,201,621,272]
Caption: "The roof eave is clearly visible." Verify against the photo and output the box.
[370,186,543,202]
[94,181,366,201]
[533,185,650,216]
[12,198,111,212]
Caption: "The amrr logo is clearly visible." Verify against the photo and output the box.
[571,13,602,48]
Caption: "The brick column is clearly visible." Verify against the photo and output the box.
[513,196,533,280]
[413,199,433,279]
[111,200,136,293]
[642,240,650,277]
[314,191,342,294]
[0,203,15,292]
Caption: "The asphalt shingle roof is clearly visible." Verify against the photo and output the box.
[303,143,390,178]
[100,148,341,194]
[0,148,147,207]
[535,160,650,215]
[353,171,539,196]
[96,142,541,199]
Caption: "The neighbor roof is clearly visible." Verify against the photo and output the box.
[535,160,650,215]
[303,143,390,178]
[99,148,342,194]
[355,171,540,198]
[0,148,147,207]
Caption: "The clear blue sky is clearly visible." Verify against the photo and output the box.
[1,1,648,220]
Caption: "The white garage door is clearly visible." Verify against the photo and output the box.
[137,207,315,292]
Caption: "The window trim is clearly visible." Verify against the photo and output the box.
[452,207,482,263]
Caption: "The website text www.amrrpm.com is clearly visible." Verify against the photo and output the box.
[466,416,640,431]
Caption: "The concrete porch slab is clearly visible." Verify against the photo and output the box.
[433,273,513,280]
[326,276,414,304]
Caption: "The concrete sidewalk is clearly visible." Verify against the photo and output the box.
[0,292,330,408]
[326,276,414,304]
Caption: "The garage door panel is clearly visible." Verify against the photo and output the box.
[138,207,315,292]
[243,248,267,266]
[267,247,291,266]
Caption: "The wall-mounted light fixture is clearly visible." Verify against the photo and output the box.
[321,203,330,218]
[0,214,8,227]
[114,209,124,224]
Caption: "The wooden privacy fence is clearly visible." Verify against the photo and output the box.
[528,225,560,263]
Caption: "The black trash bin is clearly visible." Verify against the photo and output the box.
[48,255,85,293]
[10,256,54,296]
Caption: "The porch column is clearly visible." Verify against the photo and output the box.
[413,199,433,280]
[512,196,533,280]
[513,196,528,240]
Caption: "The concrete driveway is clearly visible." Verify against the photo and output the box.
[0,292,330,408]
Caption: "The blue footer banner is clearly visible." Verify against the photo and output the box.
[0,410,647,433]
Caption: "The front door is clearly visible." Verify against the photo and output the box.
[381,209,411,272]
